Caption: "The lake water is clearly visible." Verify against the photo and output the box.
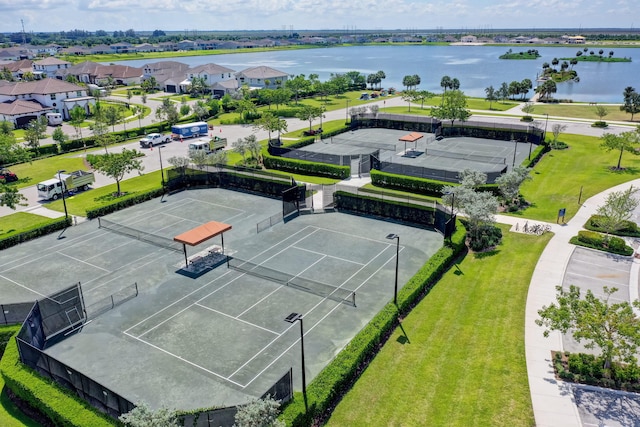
[111,45,640,103]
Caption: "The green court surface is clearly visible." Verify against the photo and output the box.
[0,188,443,410]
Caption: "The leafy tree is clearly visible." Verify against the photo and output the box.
[414,90,435,109]
[484,85,497,109]
[535,80,557,101]
[521,102,535,120]
[600,129,640,169]
[189,76,208,97]
[119,401,179,427]
[0,120,13,135]
[207,149,228,171]
[271,88,292,110]
[232,137,249,164]
[126,89,133,105]
[244,134,261,165]
[295,105,323,132]
[620,87,640,121]
[495,166,531,206]
[550,123,567,148]
[402,74,420,91]
[24,116,48,154]
[91,148,144,196]
[254,112,285,143]
[401,90,417,112]
[595,186,639,240]
[180,103,191,116]
[141,76,157,93]
[594,105,609,123]
[189,148,209,171]
[536,285,640,369]
[103,106,121,132]
[52,127,68,145]
[131,105,143,128]
[0,67,14,82]
[0,184,28,210]
[141,93,147,104]
[285,74,310,104]
[167,156,190,180]
[155,98,180,127]
[430,89,471,127]
[91,109,113,153]
[234,99,257,122]
[0,131,31,166]
[234,395,285,427]
[192,100,208,121]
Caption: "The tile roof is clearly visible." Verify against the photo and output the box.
[0,78,85,96]
[236,66,288,79]
[33,57,71,66]
[188,63,236,75]
[0,99,49,115]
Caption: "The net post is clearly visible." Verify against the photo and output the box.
[352,292,356,307]
[134,282,138,297]
[97,217,102,228]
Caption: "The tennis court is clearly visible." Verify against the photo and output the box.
[0,188,442,411]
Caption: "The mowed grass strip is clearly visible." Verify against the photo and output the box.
[327,226,549,427]
[0,213,56,238]
[516,133,640,222]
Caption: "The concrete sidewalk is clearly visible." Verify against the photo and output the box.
[524,179,640,427]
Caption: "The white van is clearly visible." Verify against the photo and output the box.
[46,113,63,126]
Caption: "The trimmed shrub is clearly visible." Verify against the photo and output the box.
[263,153,349,179]
[0,217,71,251]
[334,191,436,226]
[592,121,608,128]
[281,222,466,426]
[584,215,640,237]
[86,188,165,219]
[570,230,634,256]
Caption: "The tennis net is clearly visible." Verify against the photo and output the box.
[425,148,506,164]
[330,136,397,152]
[227,257,356,306]
[98,218,183,252]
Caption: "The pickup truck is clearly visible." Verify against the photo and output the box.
[140,133,171,148]
[37,170,95,200]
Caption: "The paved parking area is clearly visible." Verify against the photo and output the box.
[561,246,640,427]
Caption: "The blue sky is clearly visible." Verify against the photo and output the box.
[1,0,636,33]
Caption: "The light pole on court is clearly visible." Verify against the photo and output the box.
[386,233,400,305]
[158,145,165,189]
[284,313,307,412]
[346,99,351,124]
[57,170,69,221]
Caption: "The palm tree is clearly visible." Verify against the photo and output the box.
[609,51,615,58]
[485,86,497,110]
[551,58,559,69]
[599,49,604,57]
[376,70,386,90]
[570,58,578,71]
[440,76,452,93]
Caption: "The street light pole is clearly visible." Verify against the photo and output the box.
[284,313,307,413]
[158,146,165,189]
[543,113,549,142]
[346,99,351,124]
[527,125,533,160]
[386,234,400,305]
[57,170,68,222]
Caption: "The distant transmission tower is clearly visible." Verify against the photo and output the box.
[21,19,27,45]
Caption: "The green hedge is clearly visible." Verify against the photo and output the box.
[0,334,117,427]
[570,230,634,256]
[263,153,349,179]
[370,169,501,198]
[554,351,640,392]
[281,222,466,426]
[334,192,436,226]
[0,217,71,251]
[86,188,165,219]
[584,215,640,237]
[522,143,549,168]
[0,325,19,357]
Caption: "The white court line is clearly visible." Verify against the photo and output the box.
[0,274,49,299]
[130,272,244,338]
[123,331,245,387]
[570,257,631,273]
[310,225,393,246]
[236,285,284,318]
[291,246,365,265]
[56,251,110,272]
[194,303,281,335]
[82,250,169,292]
[240,242,398,387]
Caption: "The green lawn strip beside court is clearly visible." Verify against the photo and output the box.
[513,133,640,222]
[326,225,548,427]
[9,156,88,190]
[0,325,42,427]
[0,213,57,239]
[0,335,116,427]
[281,223,466,426]
[45,170,164,217]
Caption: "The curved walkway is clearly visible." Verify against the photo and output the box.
[523,179,640,427]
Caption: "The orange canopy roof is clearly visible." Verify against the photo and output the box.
[399,132,424,142]
[174,221,232,246]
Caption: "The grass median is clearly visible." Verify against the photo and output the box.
[326,225,550,427]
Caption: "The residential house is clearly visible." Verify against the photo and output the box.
[180,63,236,93]
[0,78,95,126]
[235,66,289,89]
[157,41,178,51]
[90,44,112,54]
[135,43,158,53]
[110,42,135,53]
[55,61,143,86]
[141,61,190,93]
[59,46,90,56]
[1,59,34,80]
[177,40,197,50]
[32,57,71,78]
[461,35,478,43]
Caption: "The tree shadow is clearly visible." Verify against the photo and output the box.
[453,264,464,275]
[473,249,501,259]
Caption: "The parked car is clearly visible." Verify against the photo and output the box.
[0,169,18,183]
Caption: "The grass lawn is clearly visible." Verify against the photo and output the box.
[0,213,56,238]
[10,156,88,190]
[514,133,640,222]
[531,104,635,123]
[327,225,548,427]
